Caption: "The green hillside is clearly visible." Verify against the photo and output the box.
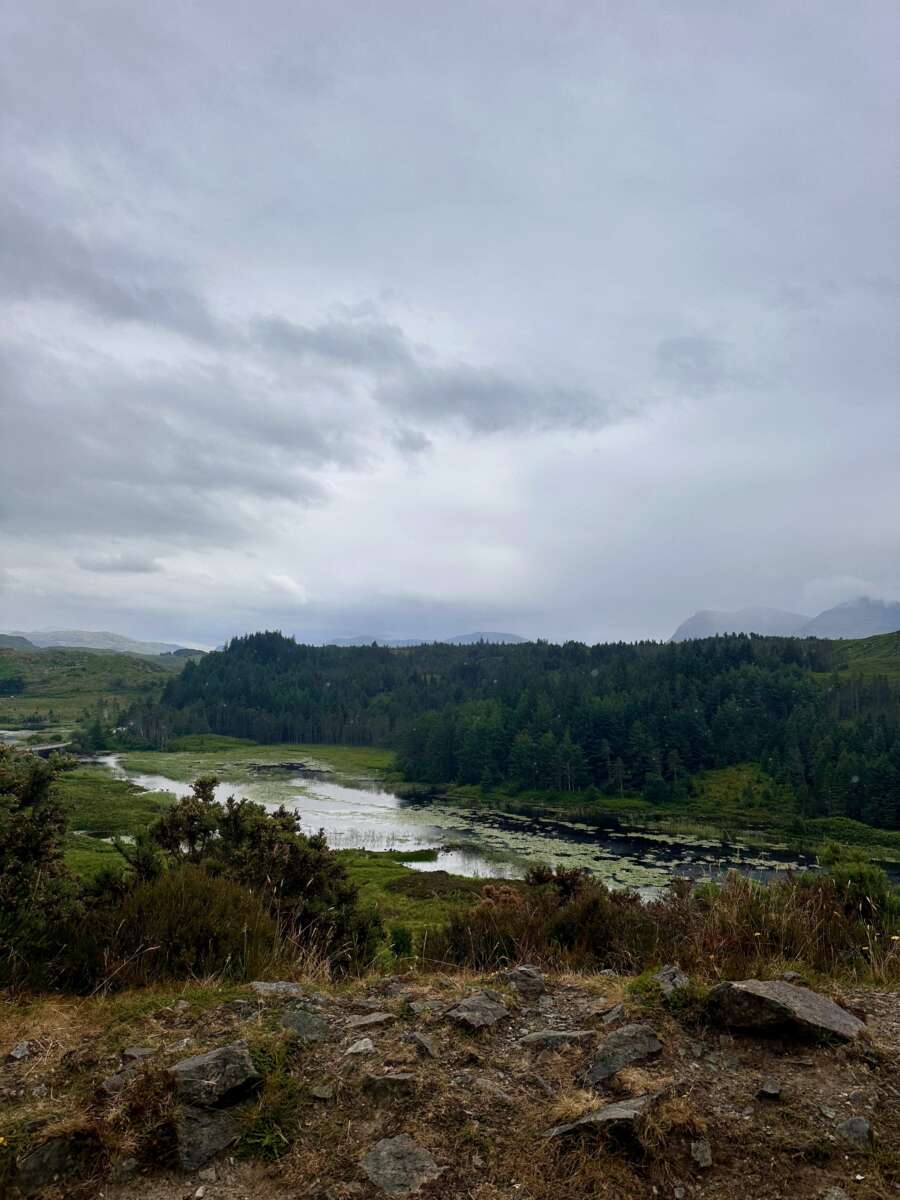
[0,647,186,731]
[833,629,900,679]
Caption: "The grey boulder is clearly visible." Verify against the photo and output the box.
[836,1116,872,1148]
[707,980,866,1041]
[361,1134,442,1196]
[504,964,546,1000]
[545,1093,655,1141]
[446,990,508,1030]
[281,1008,328,1043]
[16,1135,94,1196]
[250,980,303,998]
[346,1012,396,1030]
[175,1105,241,1171]
[585,1023,662,1085]
[169,1040,261,1107]
[519,1030,594,1048]
[652,965,690,997]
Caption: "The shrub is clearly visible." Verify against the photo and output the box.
[79,865,280,987]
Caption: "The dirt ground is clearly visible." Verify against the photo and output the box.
[2,972,898,1200]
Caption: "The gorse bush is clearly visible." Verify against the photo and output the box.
[0,746,381,991]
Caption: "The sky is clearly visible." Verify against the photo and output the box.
[2,1,899,647]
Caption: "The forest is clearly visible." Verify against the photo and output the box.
[123,631,900,829]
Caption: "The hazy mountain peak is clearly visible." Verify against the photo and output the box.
[671,607,810,641]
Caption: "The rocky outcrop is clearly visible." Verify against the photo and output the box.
[169,1040,262,1107]
[281,1008,328,1042]
[707,980,866,1041]
[175,1106,241,1171]
[16,1134,96,1196]
[445,990,508,1030]
[545,1093,656,1141]
[504,964,546,1000]
[585,1024,662,1085]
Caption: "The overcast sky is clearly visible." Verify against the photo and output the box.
[2,1,899,647]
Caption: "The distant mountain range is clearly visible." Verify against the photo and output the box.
[3,629,201,656]
[326,631,527,647]
[671,597,900,642]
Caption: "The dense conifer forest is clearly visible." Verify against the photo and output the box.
[125,632,900,828]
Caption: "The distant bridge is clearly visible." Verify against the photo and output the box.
[28,742,73,758]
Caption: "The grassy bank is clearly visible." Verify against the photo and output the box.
[122,738,394,781]
[440,763,900,862]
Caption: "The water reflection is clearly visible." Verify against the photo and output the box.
[94,753,831,891]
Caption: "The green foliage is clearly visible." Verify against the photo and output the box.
[146,779,383,972]
[135,631,900,829]
[389,923,414,958]
[76,865,280,987]
[0,744,83,987]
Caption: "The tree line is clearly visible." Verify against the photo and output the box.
[125,631,900,828]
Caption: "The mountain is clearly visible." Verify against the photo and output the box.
[6,629,198,656]
[326,632,526,647]
[801,597,900,639]
[671,607,810,641]
[0,634,35,650]
[672,596,900,642]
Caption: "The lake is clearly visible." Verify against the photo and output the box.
[95,752,827,894]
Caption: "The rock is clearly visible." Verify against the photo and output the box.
[361,1134,442,1196]
[250,980,303,998]
[779,971,805,984]
[757,1077,781,1100]
[821,1190,850,1200]
[110,1156,139,1182]
[652,965,690,997]
[601,1002,626,1025]
[409,999,442,1015]
[199,1166,217,1182]
[585,1024,663,1085]
[706,980,866,1041]
[310,1082,335,1100]
[345,1038,375,1055]
[169,1040,262,1107]
[519,1030,594,1048]
[16,1135,94,1195]
[100,1065,138,1096]
[408,1032,438,1058]
[7,1040,33,1062]
[362,1072,417,1099]
[172,999,191,1012]
[504,964,546,1000]
[545,1093,655,1141]
[691,1138,712,1168]
[836,1116,872,1148]
[445,990,509,1029]
[346,1012,396,1030]
[281,1008,328,1042]
[175,1105,240,1171]
[121,1045,155,1063]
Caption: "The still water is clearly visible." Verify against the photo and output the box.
[95,754,826,894]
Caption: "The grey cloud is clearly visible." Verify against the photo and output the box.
[75,553,162,575]
[0,197,221,342]
[254,315,415,369]
[656,337,728,397]
[391,426,432,455]
[378,366,606,434]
